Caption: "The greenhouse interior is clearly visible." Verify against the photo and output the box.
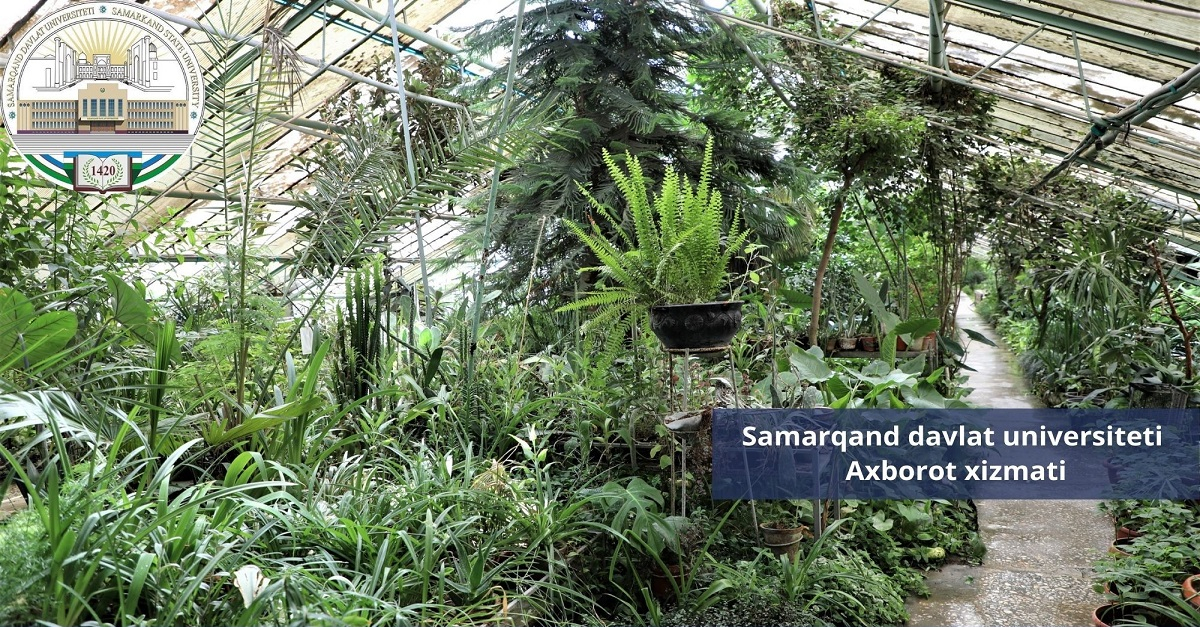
[1,0,1200,625]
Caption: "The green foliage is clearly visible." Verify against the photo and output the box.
[667,519,909,626]
[978,163,1179,405]
[559,139,749,330]
[1093,500,1200,612]
[460,0,787,302]
[0,288,77,372]
[335,257,388,406]
[0,508,49,624]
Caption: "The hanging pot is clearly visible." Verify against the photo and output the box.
[649,301,744,352]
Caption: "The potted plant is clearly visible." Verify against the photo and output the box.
[835,298,863,351]
[558,138,751,353]
[759,500,813,560]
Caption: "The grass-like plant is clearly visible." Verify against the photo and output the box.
[558,138,750,335]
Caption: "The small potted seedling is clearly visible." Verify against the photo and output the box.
[759,500,813,560]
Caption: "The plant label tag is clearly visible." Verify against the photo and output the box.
[73,153,133,193]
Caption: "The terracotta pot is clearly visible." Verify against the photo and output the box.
[760,522,808,560]
[1184,574,1200,609]
[649,301,743,352]
[650,562,683,599]
[1092,603,1174,627]
[824,337,837,353]
[860,335,878,352]
[1115,526,1141,540]
[1109,537,1135,557]
[896,336,908,351]
[837,336,857,350]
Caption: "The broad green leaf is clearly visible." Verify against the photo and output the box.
[893,318,939,342]
[900,354,927,375]
[853,272,899,331]
[106,274,157,345]
[962,327,997,347]
[826,375,852,400]
[18,310,77,367]
[788,345,833,382]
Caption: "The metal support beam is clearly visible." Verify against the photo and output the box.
[928,0,948,92]
[967,22,1045,81]
[139,5,466,111]
[747,0,770,19]
[836,0,904,44]
[1071,31,1094,121]
[952,0,1200,64]
[1033,60,1200,189]
[327,0,499,72]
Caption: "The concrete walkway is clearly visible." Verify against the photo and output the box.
[905,297,1111,626]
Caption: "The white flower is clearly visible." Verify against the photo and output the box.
[233,564,270,608]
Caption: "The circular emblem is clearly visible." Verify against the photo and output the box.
[1,1,204,194]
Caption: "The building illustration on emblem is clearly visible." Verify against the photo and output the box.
[14,36,188,134]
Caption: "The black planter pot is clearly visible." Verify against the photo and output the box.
[649,301,744,352]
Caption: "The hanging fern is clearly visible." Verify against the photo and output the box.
[557,137,749,336]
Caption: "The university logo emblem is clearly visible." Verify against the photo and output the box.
[1,2,204,194]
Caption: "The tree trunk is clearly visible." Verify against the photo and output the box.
[808,171,856,346]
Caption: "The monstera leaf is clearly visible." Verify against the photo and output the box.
[0,288,77,369]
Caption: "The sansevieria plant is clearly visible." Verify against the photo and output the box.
[559,138,749,349]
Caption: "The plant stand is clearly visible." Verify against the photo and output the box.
[664,345,758,536]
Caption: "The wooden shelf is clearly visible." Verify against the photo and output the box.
[829,350,931,359]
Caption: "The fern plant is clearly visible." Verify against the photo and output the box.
[558,138,749,335]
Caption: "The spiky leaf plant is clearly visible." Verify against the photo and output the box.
[558,138,749,338]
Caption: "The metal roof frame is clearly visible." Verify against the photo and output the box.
[4,0,1200,275]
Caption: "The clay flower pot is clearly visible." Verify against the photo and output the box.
[1184,574,1200,609]
[649,562,684,599]
[1114,526,1141,540]
[859,335,878,352]
[760,523,808,560]
[1108,537,1135,557]
[1092,603,1172,627]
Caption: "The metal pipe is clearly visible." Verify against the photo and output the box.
[928,0,948,92]
[139,4,466,111]
[966,23,1045,81]
[328,0,499,71]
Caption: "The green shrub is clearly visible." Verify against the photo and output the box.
[0,508,48,624]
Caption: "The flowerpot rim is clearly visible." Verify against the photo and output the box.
[759,522,808,532]
[650,300,744,311]
[1184,574,1200,607]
